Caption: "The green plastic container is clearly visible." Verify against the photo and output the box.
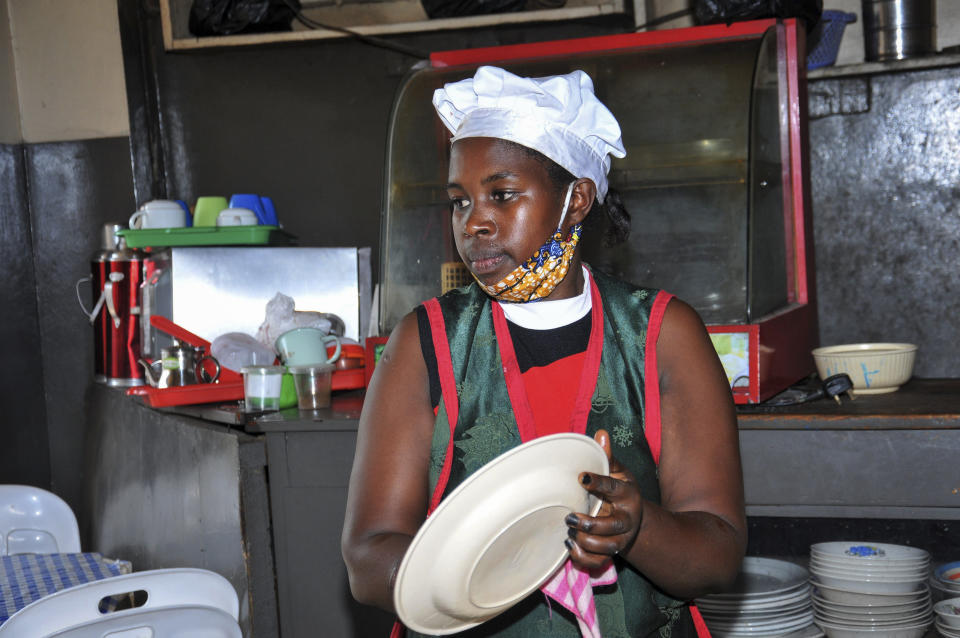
[279,372,298,409]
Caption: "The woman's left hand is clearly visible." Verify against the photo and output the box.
[564,429,644,571]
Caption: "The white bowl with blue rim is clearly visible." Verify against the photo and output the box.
[811,543,929,565]
[934,563,960,595]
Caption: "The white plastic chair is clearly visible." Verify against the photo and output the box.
[0,485,81,555]
[0,568,241,638]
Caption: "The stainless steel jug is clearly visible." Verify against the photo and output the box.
[138,341,221,388]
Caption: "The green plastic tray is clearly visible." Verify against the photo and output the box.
[117,225,290,248]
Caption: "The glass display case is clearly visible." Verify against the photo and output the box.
[379,20,817,403]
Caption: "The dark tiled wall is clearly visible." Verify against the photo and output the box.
[0,138,135,512]
[26,138,136,511]
[0,143,49,487]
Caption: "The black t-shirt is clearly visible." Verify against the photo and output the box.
[415,305,591,408]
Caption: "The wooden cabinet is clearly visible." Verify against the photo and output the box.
[83,380,960,636]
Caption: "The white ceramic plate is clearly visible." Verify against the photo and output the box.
[936,618,960,638]
[393,433,609,635]
[811,567,930,581]
[814,618,930,638]
[711,622,822,638]
[706,610,814,631]
[933,580,960,596]
[814,607,932,627]
[699,597,812,619]
[811,558,929,572]
[813,592,931,614]
[703,558,811,600]
[812,582,929,606]
[934,599,960,628]
[810,571,926,593]
[697,586,812,613]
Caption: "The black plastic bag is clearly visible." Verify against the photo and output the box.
[189,0,300,36]
[692,0,822,30]
[420,0,526,20]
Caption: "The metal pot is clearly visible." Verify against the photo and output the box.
[861,0,937,62]
[138,341,221,388]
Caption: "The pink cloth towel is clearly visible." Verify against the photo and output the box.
[541,558,618,638]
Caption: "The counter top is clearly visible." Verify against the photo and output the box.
[737,379,960,430]
[157,378,960,433]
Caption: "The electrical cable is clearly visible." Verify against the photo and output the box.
[634,8,693,31]
[280,0,430,59]
[762,373,854,407]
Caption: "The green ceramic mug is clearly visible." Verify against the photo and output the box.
[193,196,229,227]
[274,327,341,366]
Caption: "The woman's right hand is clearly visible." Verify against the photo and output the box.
[564,429,645,570]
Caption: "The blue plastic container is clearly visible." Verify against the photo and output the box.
[229,193,279,226]
[808,10,858,70]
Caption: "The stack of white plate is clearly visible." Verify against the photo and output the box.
[696,557,820,638]
[933,596,960,637]
[809,542,933,638]
[932,562,960,601]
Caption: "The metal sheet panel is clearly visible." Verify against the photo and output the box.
[152,247,368,345]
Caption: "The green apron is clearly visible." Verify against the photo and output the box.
[408,268,699,638]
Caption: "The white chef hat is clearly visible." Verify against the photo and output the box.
[432,65,626,202]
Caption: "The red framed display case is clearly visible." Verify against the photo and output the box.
[380,19,817,404]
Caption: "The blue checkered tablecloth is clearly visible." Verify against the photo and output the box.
[0,553,131,625]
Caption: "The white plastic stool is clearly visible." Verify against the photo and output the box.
[0,484,81,555]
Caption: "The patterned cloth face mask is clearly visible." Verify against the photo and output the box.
[473,182,581,303]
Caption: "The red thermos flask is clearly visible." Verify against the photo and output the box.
[76,223,144,386]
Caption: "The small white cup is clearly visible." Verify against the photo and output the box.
[129,200,187,229]
[216,207,259,227]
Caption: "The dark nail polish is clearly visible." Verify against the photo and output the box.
[564,538,574,550]
[564,513,578,526]
[567,526,577,539]
[581,474,592,485]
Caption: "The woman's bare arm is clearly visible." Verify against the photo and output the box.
[566,298,746,600]
[341,311,437,611]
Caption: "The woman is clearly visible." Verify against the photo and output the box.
[342,65,746,637]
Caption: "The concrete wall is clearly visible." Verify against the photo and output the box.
[808,65,960,377]
[6,0,129,141]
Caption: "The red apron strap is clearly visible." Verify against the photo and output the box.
[391,300,463,638]
[422,298,459,514]
[490,302,538,443]
[567,273,605,433]
[491,274,606,442]
[689,603,712,638]
[642,291,674,466]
